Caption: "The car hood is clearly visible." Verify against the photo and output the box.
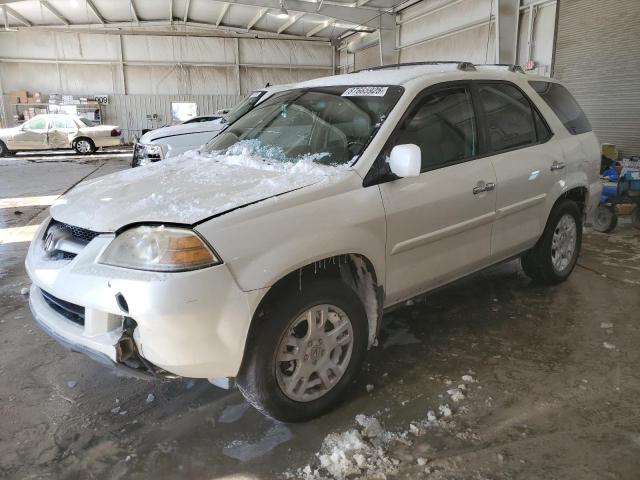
[139,121,225,144]
[0,126,21,137]
[50,150,351,232]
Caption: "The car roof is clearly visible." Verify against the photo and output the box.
[294,63,555,89]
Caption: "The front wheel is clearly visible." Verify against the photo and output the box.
[237,278,368,422]
[0,141,9,157]
[73,138,96,154]
[521,199,582,285]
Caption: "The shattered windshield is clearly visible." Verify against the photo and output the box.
[206,86,404,166]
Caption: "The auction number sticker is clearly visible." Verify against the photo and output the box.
[342,86,388,97]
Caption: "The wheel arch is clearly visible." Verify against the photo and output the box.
[244,253,383,361]
[72,136,95,149]
[556,185,588,215]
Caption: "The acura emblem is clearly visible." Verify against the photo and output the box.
[43,230,57,253]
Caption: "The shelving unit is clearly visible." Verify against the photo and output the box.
[11,100,103,126]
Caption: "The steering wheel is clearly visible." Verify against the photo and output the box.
[347,140,365,155]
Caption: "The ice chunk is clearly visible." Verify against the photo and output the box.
[447,388,465,402]
[438,404,452,417]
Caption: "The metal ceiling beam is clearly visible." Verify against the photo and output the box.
[17,21,330,43]
[306,20,329,37]
[216,3,229,27]
[129,0,139,23]
[4,4,30,26]
[40,0,70,25]
[85,0,105,24]
[277,12,304,34]
[183,0,191,22]
[356,0,373,5]
[208,0,393,30]
[247,7,267,31]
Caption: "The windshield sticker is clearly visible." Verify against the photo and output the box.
[342,86,388,97]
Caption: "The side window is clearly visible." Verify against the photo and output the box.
[529,81,592,135]
[23,117,47,130]
[50,118,65,129]
[477,83,537,152]
[394,87,477,171]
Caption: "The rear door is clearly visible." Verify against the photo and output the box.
[473,81,564,260]
[11,116,49,150]
[379,83,498,303]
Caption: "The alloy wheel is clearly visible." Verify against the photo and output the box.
[551,213,577,273]
[275,304,354,402]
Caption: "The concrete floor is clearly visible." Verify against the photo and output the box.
[1,151,639,480]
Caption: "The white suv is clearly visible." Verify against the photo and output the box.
[26,63,601,421]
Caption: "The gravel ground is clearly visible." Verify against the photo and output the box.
[1,151,639,479]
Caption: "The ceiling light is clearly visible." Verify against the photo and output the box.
[277,0,289,19]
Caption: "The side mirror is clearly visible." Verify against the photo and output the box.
[389,144,421,178]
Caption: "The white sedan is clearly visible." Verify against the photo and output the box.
[0,114,121,155]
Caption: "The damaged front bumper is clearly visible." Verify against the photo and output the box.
[25,218,260,380]
[29,285,163,380]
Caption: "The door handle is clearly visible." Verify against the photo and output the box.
[473,182,495,195]
[550,161,566,171]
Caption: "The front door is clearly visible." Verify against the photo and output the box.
[379,85,497,304]
[11,116,49,150]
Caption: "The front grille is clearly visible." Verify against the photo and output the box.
[43,220,103,260]
[49,220,100,244]
[41,289,85,326]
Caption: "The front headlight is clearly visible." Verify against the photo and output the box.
[98,226,220,272]
[137,144,163,166]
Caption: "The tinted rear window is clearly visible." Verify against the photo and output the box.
[529,81,592,135]
[478,83,537,152]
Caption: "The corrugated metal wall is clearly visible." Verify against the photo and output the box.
[107,94,243,141]
[397,0,497,64]
[553,0,640,156]
[0,29,333,139]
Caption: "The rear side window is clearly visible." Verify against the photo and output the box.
[394,87,477,171]
[529,81,592,135]
[477,83,537,152]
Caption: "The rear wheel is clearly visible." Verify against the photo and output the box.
[73,138,96,154]
[0,141,9,157]
[521,199,582,285]
[592,205,618,233]
[237,278,368,422]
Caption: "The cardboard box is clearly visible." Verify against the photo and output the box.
[9,90,28,104]
[602,143,618,161]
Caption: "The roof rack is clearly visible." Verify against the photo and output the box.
[354,61,476,74]
[475,63,525,73]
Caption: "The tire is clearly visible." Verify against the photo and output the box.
[237,278,369,422]
[0,140,8,157]
[632,206,640,230]
[73,138,96,155]
[521,199,582,285]
[591,205,618,233]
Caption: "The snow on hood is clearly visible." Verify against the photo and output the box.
[139,121,225,144]
[50,149,351,232]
